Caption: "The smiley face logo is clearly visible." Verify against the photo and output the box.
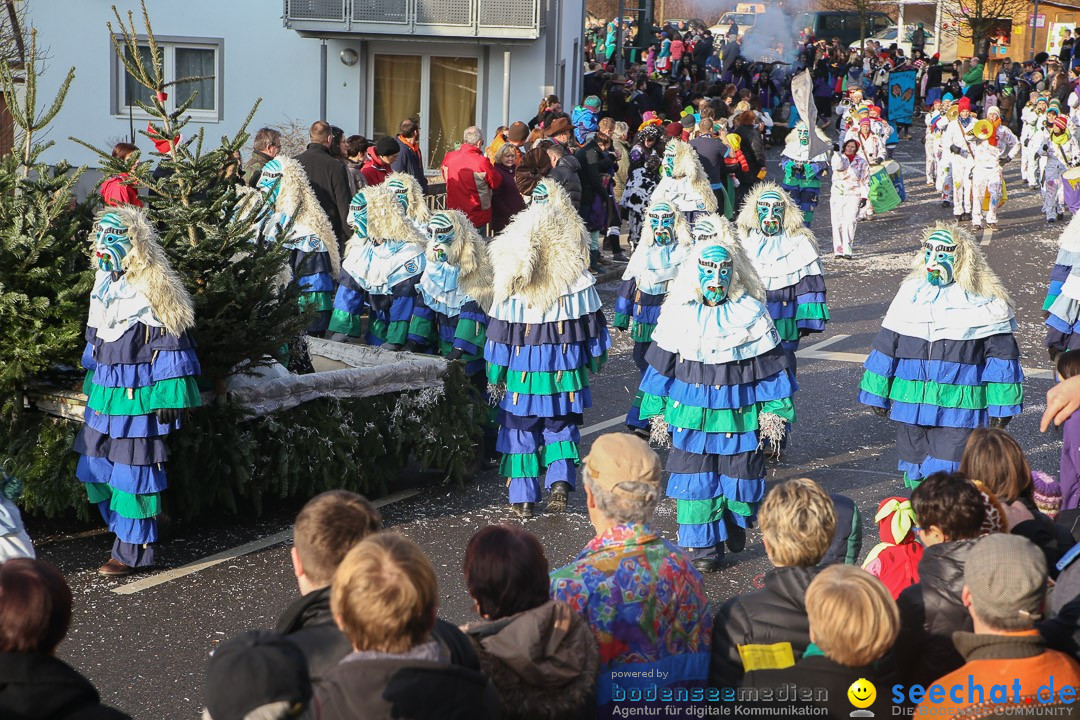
[848,678,876,712]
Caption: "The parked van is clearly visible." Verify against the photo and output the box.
[710,3,766,36]
[792,11,892,47]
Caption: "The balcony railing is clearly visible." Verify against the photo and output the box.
[284,0,544,39]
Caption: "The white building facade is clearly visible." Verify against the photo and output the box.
[29,0,584,176]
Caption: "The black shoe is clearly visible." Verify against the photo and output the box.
[1059,212,1066,221]
[547,481,571,513]
[612,252,629,262]
[381,343,402,351]
[1049,217,1057,224]
[941,200,950,208]
[630,426,650,440]
[725,524,747,554]
[692,557,721,573]
[511,502,534,519]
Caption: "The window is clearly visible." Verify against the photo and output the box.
[113,36,223,120]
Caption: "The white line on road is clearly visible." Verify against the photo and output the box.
[981,226,993,246]
[112,488,422,595]
[579,415,632,438]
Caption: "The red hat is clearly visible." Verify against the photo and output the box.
[665,121,683,138]
[146,122,181,154]
[957,97,971,112]
[1054,115,1069,133]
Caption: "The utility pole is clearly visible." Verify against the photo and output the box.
[616,0,626,74]
[1029,0,1040,58]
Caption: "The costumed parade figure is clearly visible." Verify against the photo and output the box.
[778,121,830,225]
[638,215,796,571]
[328,185,427,348]
[736,183,828,360]
[1021,96,1048,188]
[850,118,885,220]
[970,111,1019,231]
[408,209,493,373]
[830,138,870,258]
[1035,113,1080,224]
[254,158,340,334]
[933,95,956,207]
[75,208,202,575]
[613,200,694,431]
[385,172,432,232]
[859,223,1023,489]
[942,98,977,221]
[1043,213,1080,356]
[651,139,718,224]
[924,99,943,185]
[485,179,611,518]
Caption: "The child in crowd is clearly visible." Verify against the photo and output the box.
[863,497,923,599]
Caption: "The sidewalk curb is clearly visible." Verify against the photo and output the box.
[595,265,626,284]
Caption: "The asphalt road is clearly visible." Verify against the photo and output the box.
[33,128,1066,719]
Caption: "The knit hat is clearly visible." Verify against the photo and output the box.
[1054,115,1069,133]
[957,96,971,112]
[205,630,312,720]
[942,92,955,101]
[665,121,684,138]
[584,95,602,112]
[375,135,400,157]
[1032,471,1062,519]
[964,534,1047,629]
[680,115,696,129]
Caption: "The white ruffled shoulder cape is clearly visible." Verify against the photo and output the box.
[651,293,781,364]
[622,242,693,295]
[87,270,165,343]
[488,270,601,324]
[342,240,425,295]
[882,277,1016,342]
[739,229,823,291]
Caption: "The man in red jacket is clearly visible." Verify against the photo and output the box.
[440,126,502,231]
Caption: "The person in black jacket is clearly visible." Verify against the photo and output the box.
[546,144,583,213]
[0,559,130,720]
[276,491,478,682]
[392,117,429,192]
[894,472,987,688]
[295,120,353,251]
[710,478,837,688]
[574,133,619,269]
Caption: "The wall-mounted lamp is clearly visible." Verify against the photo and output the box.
[340,48,359,66]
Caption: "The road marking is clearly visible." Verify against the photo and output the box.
[112,488,421,595]
[580,415,631,438]
[981,226,993,246]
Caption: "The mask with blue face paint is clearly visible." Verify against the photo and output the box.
[427,212,455,263]
[691,216,721,245]
[94,212,132,272]
[662,142,677,178]
[797,125,810,146]
[387,176,410,213]
[923,229,957,287]
[756,190,785,236]
[257,159,284,206]
[647,202,677,246]
[532,182,551,205]
[348,192,368,239]
[698,244,733,305]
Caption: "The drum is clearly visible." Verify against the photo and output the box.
[868,164,902,214]
[884,159,906,202]
[1064,168,1080,213]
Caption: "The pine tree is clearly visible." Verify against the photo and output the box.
[0,30,93,417]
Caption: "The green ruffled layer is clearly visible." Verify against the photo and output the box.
[630,322,656,344]
[408,316,437,344]
[498,442,580,478]
[639,394,796,433]
[86,483,161,520]
[631,390,644,410]
[588,351,608,374]
[1043,294,1058,312]
[677,496,754,524]
[612,312,631,331]
[369,318,410,346]
[299,292,334,312]
[903,472,922,491]
[328,310,365,337]
[860,371,1023,409]
[83,374,202,416]
[486,365,591,394]
[455,318,487,347]
[796,302,829,321]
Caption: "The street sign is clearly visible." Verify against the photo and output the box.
[1028,13,1046,28]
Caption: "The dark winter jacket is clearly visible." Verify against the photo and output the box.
[244,150,274,188]
[315,644,502,720]
[1010,495,1076,578]
[392,136,429,191]
[574,140,614,226]
[0,652,130,720]
[689,135,729,186]
[894,539,976,687]
[822,493,862,566]
[490,164,525,234]
[275,587,479,682]
[743,653,902,718]
[709,564,820,687]
[734,125,765,179]
[549,155,583,213]
[295,142,353,247]
[462,601,598,720]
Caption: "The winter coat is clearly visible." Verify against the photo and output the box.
[822,493,862,566]
[462,601,598,720]
[275,587,480,682]
[244,150,274,188]
[490,163,525,234]
[1062,413,1080,511]
[360,146,394,187]
[894,539,976,687]
[100,175,142,208]
[1010,495,1076,577]
[743,653,901,718]
[612,138,631,202]
[0,652,130,720]
[315,643,502,720]
[574,140,614,227]
[734,125,766,179]
[571,106,599,145]
[295,142,353,246]
[548,155,583,213]
[709,565,820,687]
[689,135,728,186]
[441,143,502,228]
[392,136,429,191]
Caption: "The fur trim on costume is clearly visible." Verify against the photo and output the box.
[275,157,340,278]
[232,186,292,289]
[426,208,494,312]
[1059,210,1080,253]
[638,200,694,249]
[363,184,427,249]
[667,140,718,212]
[488,179,590,311]
[386,172,432,224]
[736,182,812,238]
[905,222,1011,306]
[781,121,831,162]
[664,214,765,306]
[95,206,195,337]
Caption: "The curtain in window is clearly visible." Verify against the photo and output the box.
[124,46,154,108]
[175,48,216,111]
[373,54,421,141]
[427,57,477,170]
